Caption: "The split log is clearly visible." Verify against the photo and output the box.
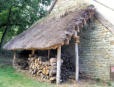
[28,56,57,82]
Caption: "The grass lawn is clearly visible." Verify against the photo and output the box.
[0,57,114,87]
[0,64,54,87]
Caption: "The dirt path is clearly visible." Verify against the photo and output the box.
[59,80,111,87]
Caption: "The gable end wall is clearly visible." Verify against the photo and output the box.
[79,19,114,81]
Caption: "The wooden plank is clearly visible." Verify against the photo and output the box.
[74,32,79,81]
[56,46,61,84]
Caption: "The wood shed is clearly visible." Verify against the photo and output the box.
[3,0,96,84]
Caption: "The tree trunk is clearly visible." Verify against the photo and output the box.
[0,26,9,48]
[0,7,12,48]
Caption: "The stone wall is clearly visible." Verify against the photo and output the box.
[79,19,114,81]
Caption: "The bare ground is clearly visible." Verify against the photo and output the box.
[58,79,112,87]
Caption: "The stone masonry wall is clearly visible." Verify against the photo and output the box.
[79,19,114,81]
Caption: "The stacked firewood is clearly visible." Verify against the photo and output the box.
[15,53,75,82]
[28,56,57,82]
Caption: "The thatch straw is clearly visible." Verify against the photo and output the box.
[3,5,95,50]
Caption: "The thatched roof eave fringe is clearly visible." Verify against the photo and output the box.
[7,43,62,51]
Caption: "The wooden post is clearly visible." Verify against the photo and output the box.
[56,46,61,85]
[13,50,16,68]
[75,32,79,81]
[48,50,50,59]
[32,50,35,56]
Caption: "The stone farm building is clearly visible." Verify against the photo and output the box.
[3,0,114,84]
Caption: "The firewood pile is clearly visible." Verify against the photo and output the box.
[27,54,75,82]
[16,52,75,83]
[28,56,57,82]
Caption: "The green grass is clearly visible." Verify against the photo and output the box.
[0,57,114,87]
[0,65,54,87]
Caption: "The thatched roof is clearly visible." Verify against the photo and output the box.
[3,5,95,50]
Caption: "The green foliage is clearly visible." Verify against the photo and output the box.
[0,32,3,42]
[107,81,112,86]
[95,78,101,82]
[0,10,8,25]
[0,8,19,26]
[0,0,53,46]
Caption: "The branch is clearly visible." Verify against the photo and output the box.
[48,0,58,14]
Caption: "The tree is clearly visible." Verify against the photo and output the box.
[0,0,53,48]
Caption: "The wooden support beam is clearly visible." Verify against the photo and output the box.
[48,50,50,59]
[13,50,16,68]
[74,32,79,81]
[56,46,61,85]
[32,50,35,56]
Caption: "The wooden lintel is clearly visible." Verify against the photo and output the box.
[56,46,61,85]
